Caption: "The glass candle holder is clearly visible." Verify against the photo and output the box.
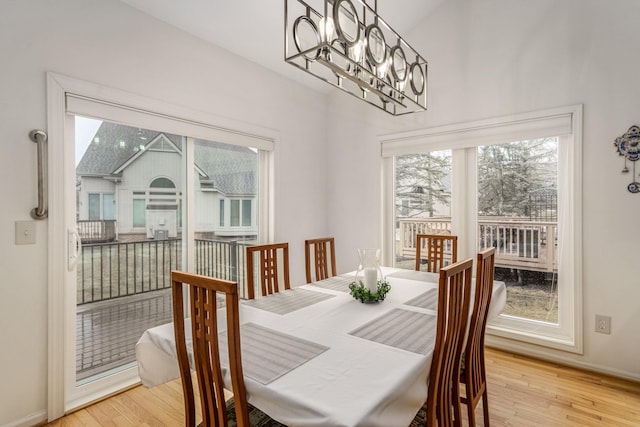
[355,248,383,293]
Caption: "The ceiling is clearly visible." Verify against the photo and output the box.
[118,0,442,92]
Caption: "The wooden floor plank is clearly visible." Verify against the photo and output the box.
[46,348,640,427]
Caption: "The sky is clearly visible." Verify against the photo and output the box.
[75,116,102,166]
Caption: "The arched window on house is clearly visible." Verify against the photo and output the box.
[144,177,181,237]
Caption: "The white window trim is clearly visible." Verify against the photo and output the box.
[381,105,583,354]
[46,72,277,420]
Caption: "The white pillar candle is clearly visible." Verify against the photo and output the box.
[364,267,378,293]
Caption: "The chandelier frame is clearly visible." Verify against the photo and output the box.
[285,0,428,116]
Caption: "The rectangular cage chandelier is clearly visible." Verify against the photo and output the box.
[285,0,428,116]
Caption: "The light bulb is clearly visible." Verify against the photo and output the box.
[319,17,335,43]
[348,39,364,64]
[376,55,391,80]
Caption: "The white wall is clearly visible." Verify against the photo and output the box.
[327,0,640,381]
[0,0,329,424]
[3,0,640,424]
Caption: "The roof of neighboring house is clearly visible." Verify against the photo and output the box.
[194,139,256,195]
[76,122,257,195]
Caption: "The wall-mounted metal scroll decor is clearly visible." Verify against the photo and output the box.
[614,125,640,193]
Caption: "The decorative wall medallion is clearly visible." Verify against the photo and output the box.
[614,125,640,193]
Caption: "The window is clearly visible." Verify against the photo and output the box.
[477,138,558,323]
[230,200,240,226]
[133,198,146,227]
[150,177,175,188]
[88,193,115,220]
[382,105,582,353]
[219,200,225,226]
[88,193,100,220]
[229,199,253,227]
[242,200,252,226]
[103,194,115,219]
[394,150,452,269]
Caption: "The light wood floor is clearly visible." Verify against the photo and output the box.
[45,348,640,427]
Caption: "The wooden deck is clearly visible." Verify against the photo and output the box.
[76,286,227,382]
[76,289,173,381]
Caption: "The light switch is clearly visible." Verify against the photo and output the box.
[15,220,36,245]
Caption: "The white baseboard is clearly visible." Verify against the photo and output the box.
[1,410,47,427]
[486,335,640,382]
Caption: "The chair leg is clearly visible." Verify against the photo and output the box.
[481,390,490,426]
[466,400,476,427]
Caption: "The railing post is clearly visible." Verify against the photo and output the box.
[230,240,238,283]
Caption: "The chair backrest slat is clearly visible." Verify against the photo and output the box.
[304,237,337,283]
[246,242,290,299]
[415,234,458,273]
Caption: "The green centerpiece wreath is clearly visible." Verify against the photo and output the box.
[348,279,391,303]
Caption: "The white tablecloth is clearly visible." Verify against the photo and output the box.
[135,267,506,427]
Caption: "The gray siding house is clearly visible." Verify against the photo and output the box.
[76,122,258,240]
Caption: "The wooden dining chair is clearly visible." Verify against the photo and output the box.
[304,237,337,283]
[460,247,496,427]
[415,234,458,273]
[424,258,473,427]
[246,242,290,299]
[171,270,279,427]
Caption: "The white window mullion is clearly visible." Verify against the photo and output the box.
[450,148,477,261]
[259,150,275,244]
[184,137,195,273]
[381,157,396,266]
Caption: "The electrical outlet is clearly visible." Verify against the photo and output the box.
[595,314,611,334]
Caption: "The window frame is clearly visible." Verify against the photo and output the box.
[381,105,583,354]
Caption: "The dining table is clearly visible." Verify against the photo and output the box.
[135,267,506,427]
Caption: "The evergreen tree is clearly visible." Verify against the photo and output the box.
[477,138,557,218]
[394,139,557,220]
[395,152,451,218]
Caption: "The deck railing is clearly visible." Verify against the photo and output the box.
[398,217,557,272]
[77,219,118,243]
[77,238,251,304]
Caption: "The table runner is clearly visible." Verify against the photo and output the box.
[220,322,329,385]
[310,274,355,292]
[349,308,437,355]
[403,288,438,310]
[242,288,335,315]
